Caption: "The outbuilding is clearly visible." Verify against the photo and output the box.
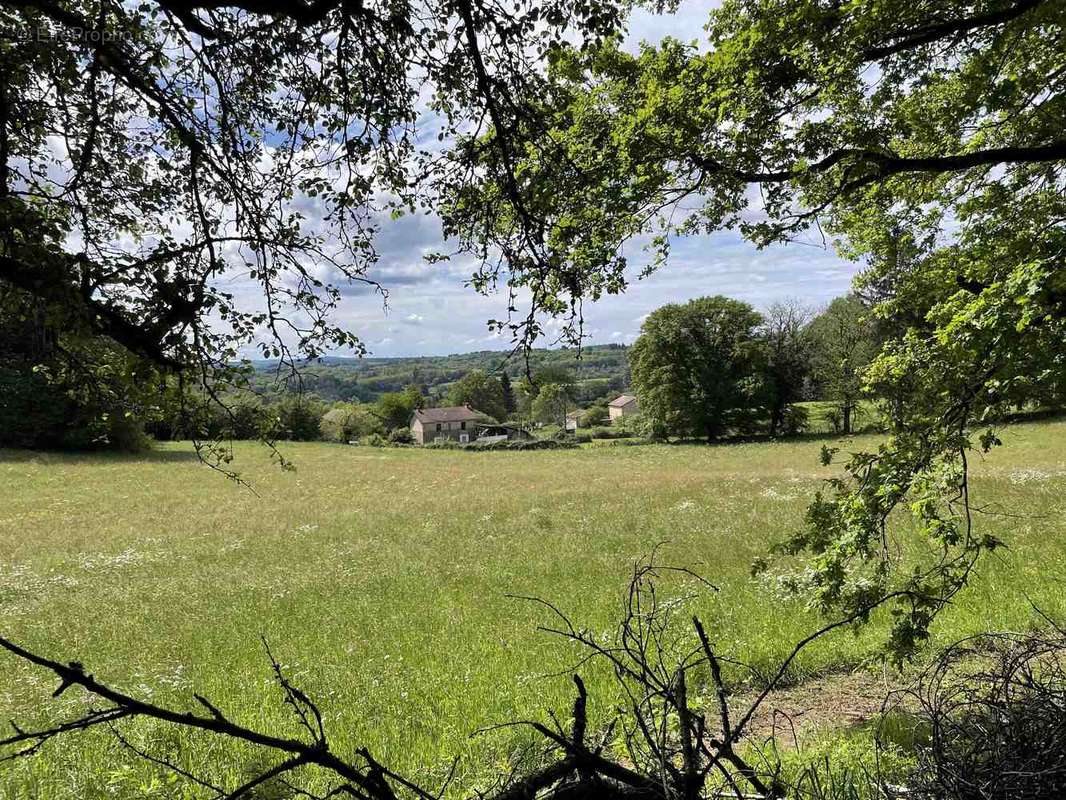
[607,394,640,422]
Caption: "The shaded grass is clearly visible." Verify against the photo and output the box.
[1,421,1065,797]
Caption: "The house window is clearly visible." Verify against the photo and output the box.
[460,421,466,430]
[436,423,441,431]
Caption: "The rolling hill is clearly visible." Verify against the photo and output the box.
[245,344,631,406]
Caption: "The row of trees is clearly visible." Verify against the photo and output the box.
[631,294,876,441]
[433,296,881,441]
[0,283,595,449]
[0,302,604,448]
[312,368,582,441]
[154,369,568,444]
[151,387,429,445]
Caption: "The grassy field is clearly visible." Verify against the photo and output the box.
[2,421,1066,797]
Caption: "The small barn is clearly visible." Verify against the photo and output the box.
[608,394,640,421]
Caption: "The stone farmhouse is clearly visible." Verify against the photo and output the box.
[410,406,537,445]
[410,405,483,445]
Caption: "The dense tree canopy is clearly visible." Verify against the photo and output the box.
[446,0,1064,313]
[630,296,765,441]
[446,368,506,421]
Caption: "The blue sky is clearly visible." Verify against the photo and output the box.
[335,1,862,358]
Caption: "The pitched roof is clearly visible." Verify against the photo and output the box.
[412,405,483,423]
[608,394,638,408]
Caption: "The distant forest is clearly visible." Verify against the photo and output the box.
[247,344,631,407]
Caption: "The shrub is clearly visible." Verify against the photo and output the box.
[387,427,413,445]
[269,397,326,441]
[321,403,385,443]
[590,437,650,448]
[422,438,578,451]
[824,407,843,434]
[589,426,628,440]
[780,404,809,436]
[103,414,154,453]
[423,438,461,449]
[319,407,350,442]
[226,401,266,440]
[579,404,609,428]
[636,414,669,441]
[470,438,577,451]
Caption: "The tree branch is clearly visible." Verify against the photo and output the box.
[0,253,186,369]
[862,0,1048,61]
[693,140,1066,186]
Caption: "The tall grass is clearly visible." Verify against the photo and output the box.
[2,421,1065,797]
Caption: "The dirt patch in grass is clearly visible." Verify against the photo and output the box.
[734,668,902,746]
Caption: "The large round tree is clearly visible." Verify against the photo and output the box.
[630,296,764,442]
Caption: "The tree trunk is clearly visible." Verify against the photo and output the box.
[769,405,782,436]
[842,402,852,435]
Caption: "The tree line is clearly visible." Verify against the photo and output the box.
[185,291,883,445]
[0,288,881,449]
[631,294,877,441]
[243,346,630,405]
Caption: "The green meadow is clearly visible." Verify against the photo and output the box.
[2,421,1066,797]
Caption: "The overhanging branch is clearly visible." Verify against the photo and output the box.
[0,253,186,369]
[693,139,1066,186]
[862,0,1049,61]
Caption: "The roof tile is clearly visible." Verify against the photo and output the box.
[413,405,483,423]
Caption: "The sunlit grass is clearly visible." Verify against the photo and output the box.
[2,420,1065,797]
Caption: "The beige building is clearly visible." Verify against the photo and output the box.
[607,394,639,421]
[410,405,483,445]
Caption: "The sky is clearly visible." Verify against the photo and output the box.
[309,1,863,359]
